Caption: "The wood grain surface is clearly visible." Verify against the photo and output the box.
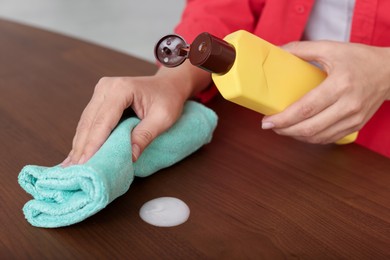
[0,19,389,259]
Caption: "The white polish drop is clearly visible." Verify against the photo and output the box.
[139,197,190,227]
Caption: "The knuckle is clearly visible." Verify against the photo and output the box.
[108,78,125,91]
[95,77,130,92]
[346,101,362,115]
[347,113,365,131]
[299,104,315,119]
[337,74,354,93]
[93,116,114,134]
[300,125,317,137]
[83,141,99,157]
[278,118,287,126]
[95,77,109,91]
[134,129,154,144]
[353,113,365,127]
[76,118,92,132]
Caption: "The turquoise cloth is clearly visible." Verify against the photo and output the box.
[18,101,217,228]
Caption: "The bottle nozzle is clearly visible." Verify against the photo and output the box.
[155,32,236,74]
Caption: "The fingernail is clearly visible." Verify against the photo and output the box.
[132,143,140,162]
[61,156,71,167]
[262,121,275,130]
[78,154,87,165]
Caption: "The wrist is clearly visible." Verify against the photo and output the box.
[155,60,212,101]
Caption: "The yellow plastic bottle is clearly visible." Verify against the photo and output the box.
[155,30,357,144]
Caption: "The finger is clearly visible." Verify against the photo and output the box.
[63,93,104,166]
[75,95,128,164]
[131,111,178,162]
[327,125,359,144]
[275,101,361,144]
[61,150,73,167]
[293,121,359,145]
[262,78,338,130]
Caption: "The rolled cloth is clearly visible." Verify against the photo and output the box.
[18,101,218,228]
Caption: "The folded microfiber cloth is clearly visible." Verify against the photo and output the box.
[18,101,217,228]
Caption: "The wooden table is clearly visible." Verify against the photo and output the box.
[1,19,389,259]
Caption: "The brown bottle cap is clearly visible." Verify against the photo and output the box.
[189,32,236,74]
[154,34,189,67]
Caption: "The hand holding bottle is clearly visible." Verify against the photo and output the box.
[262,41,390,144]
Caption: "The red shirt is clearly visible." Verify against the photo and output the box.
[175,0,390,158]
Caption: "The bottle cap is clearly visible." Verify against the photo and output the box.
[154,32,236,74]
[154,34,189,67]
[189,32,236,74]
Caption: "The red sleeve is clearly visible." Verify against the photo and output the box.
[174,0,265,103]
[356,101,390,158]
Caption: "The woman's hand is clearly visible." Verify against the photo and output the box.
[262,41,390,144]
[61,61,211,166]
[61,75,185,166]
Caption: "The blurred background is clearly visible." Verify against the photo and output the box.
[0,0,185,62]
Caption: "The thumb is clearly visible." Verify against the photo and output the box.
[130,114,175,162]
